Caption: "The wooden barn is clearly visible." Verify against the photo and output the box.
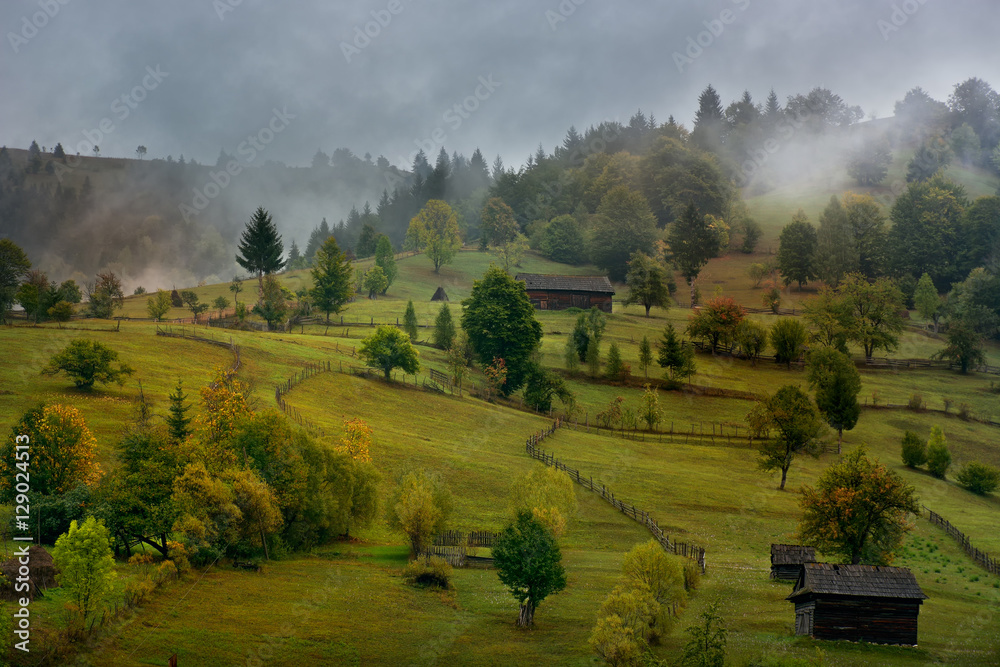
[787,563,927,645]
[515,274,615,313]
[770,544,816,581]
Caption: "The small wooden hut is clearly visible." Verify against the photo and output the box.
[787,563,927,645]
[515,274,615,312]
[431,286,449,302]
[0,545,58,600]
[770,544,816,581]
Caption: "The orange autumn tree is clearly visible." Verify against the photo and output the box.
[686,296,746,354]
[1,404,101,499]
[337,418,373,463]
[798,447,919,565]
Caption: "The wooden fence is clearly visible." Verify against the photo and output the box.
[274,361,333,434]
[525,419,707,573]
[433,530,500,548]
[925,508,999,576]
[154,326,241,380]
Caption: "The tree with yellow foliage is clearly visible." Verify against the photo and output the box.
[2,404,101,499]
[336,418,373,463]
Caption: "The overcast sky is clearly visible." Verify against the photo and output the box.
[2,0,998,171]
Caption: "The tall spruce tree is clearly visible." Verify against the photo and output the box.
[403,300,419,341]
[166,379,192,442]
[310,236,353,324]
[433,303,456,350]
[236,207,286,297]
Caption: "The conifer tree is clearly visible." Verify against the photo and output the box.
[403,300,419,341]
[166,379,192,442]
[236,206,285,297]
[433,303,456,349]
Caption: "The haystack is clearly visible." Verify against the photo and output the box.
[0,545,58,600]
[430,286,449,302]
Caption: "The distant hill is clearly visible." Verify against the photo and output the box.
[0,145,404,290]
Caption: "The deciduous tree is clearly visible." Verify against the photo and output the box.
[493,510,567,628]
[407,200,462,272]
[87,271,124,319]
[623,251,672,317]
[252,275,289,330]
[1,404,102,498]
[461,266,542,394]
[52,517,116,628]
[147,290,172,320]
[799,447,919,565]
[748,385,824,490]
[389,469,452,557]
[776,211,818,289]
[591,186,658,282]
[838,273,905,358]
[42,339,135,390]
[356,323,419,379]
[770,318,808,369]
[374,235,397,294]
[686,296,745,354]
[806,348,861,453]
[668,203,725,307]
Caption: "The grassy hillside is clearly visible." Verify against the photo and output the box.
[4,243,1000,665]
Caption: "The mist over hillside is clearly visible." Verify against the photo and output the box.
[3,72,999,294]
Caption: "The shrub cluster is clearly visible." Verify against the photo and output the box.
[402,556,453,589]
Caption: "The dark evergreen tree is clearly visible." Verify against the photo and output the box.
[166,379,192,442]
[236,206,286,295]
[692,85,725,152]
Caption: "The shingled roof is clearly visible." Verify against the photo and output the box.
[788,563,927,601]
[515,274,615,294]
[771,544,816,565]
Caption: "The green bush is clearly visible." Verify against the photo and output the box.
[900,430,927,468]
[926,426,951,479]
[402,556,453,589]
[956,462,1000,496]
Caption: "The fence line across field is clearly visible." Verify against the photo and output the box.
[925,507,999,576]
[525,418,707,573]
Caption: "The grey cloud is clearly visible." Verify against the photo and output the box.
[2,0,997,169]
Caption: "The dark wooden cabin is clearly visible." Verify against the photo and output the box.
[787,563,927,646]
[770,544,816,581]
[515,274,615,313]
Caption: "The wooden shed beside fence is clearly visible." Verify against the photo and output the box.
[515,274,615,313]
[787,563,927,645]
